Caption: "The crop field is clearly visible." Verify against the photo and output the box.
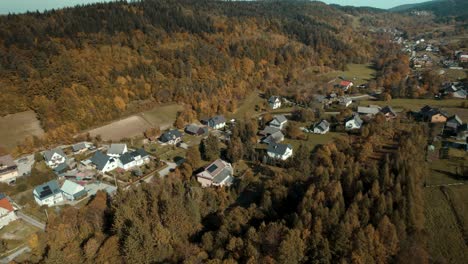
[139,103,183,130]
[89,116,152,141]
[323,63,376,85]
[0,111,44,150]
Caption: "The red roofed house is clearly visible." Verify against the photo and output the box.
[0,196,17,228]
[339,80,354,91]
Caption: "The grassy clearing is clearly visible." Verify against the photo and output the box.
[231,91,264,120]
[444,69,467,80]
[139,103,183,129]
[283,132,345,151]
[444,185,468,238]
[0,219,39,257]
[427,159,465,185]
[357,98,466,111]
[0,110,44,150]
[323,63,376,85]
[424,187,468,264]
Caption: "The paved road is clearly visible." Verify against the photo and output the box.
[16,212,46,231]
[0,246,30,263]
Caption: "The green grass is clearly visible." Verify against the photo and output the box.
[230,91,264,119]
[357,98,466,111]
[424,187,468,264]
[0,219,40,257]
[139,103,183,129]
[283,132,345,151]
[146,143,187,162]
[323,63,376,86]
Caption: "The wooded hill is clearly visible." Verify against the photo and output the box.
[0,0,381,144]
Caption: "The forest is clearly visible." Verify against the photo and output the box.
[0,0,396,148]
[22,119,429,263]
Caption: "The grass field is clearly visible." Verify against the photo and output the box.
[230,91,264,120]
[444,69,467,80]
[424,187,468,264]
[323,63,376,86]
[0,111,44,150]
[283,132,345,151]
[358,98,466,111]
[0,219,39,257]
[139,104,183,129]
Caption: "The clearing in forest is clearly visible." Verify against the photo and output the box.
[0,110,44,150]
[323,63,376,86]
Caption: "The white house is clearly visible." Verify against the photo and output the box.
[119,149,150,171]
[339,97,352,107]
[0,195,17,229]
[91,151,120,173]
[268,96,282,109]
[61,180,87,201]
[33,180,64,206]
[267,143,293,160]
[43,148,67,169]
[269,115,288,130]
[107,143,128,158]
[196,159,234,187]
[313,120,330,134]
[206,115,226,130]
[345,114,363,130]
[0,155,18,184]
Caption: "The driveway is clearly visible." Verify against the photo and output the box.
[16,212,45,230]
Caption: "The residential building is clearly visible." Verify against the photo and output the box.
[33,180,64,206]
[267,143,293,160]
[339,80,353,91]
[339,97,352,107]
[357,105,381,117]
[0,155,18,184]
[0,195,17,229]
[91,151,120,173]
[61,180,87,201]
[262,130,285,144]
[452,89,467,99]
[196,159,234,187]
[269,115,288,130]
[72,142,91,154]
[446,115,463,132]
[119,148,150,171]
[206,115,226,130]
[313,120,330,134]
[107,143,127,157]
[160,129,183,145]
[419,106,448,123]
[345,114,363,130]
[268,96,282,109]
[380,106,397,120]
[259,126,281,137]
[185,124,208,136]
[43,148,67,169]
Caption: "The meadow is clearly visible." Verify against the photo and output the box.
[0,111,44,150]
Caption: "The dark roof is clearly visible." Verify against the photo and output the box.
[135,148,149,158]
[72,142,87,152]
[53,162,68,174]
[380,106,397,116]
[160,129,182,142]
[314,120,330,131]
[208,115,226,127]
[174,156,186,166]
[34,180,61,200]
[267,142,292,156]
[447,115,463,126]
[43,148,66,162]
[119,152,134,166]
[91,151,111,171]
[108,144,127,156]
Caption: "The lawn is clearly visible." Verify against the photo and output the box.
[323,63,376,86]
[424,187,468,264]
[357,98,466,111]
[230,91,264,120]
[283,132,345,151]
[444,68,467,81]
[0,110,44,150]
[139,103,183,130]
[0,219,40,257]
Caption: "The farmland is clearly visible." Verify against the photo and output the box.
[323,63,376,86]
[0,111,44,150]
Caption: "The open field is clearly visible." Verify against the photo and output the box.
[284,132,345,151]
[444,69,467,80]
[0,111,44,150]
[230,91,264,120]
[0,219,39,257]
[139,104,183,129]
[357,98,466,111]
[89,115,152,141]
[425,187,468,264]
[323,63,376,86]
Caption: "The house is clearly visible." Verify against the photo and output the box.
[72,142,91,154]
[269,115,288,130]
[0,155,18,184]
[262,130,285,144]
[357,105,381,117]
[268,96,282,109]
[53,162,69,176]
[160,129,183,145]
[0,195,17,229]
[380,106,397,120]
[259,126,281,137]
[419,106,448,123]
[267,143,293,160]
[14,154,35,177]
[206,115,226,130]
[457,124,468,141]
[339,97,352,107]
[60,180,87,201]
[185,124,208,136]
[91,151,120,173]
[33,180,64,206]
[339,80,354,91]
[43,148,67,169]
[119,148,150,170]
[452,89,467,99]
[313,120,330,134]
[446,115,463,132]
[107,143,128,157]
[345,114,363,130]
[196,159,234,187]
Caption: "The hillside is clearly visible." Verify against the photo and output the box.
[0,0,381,148]
[390,0,468,20]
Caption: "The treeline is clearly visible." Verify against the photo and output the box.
[0,0,376,145]
[26,121,429,263]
